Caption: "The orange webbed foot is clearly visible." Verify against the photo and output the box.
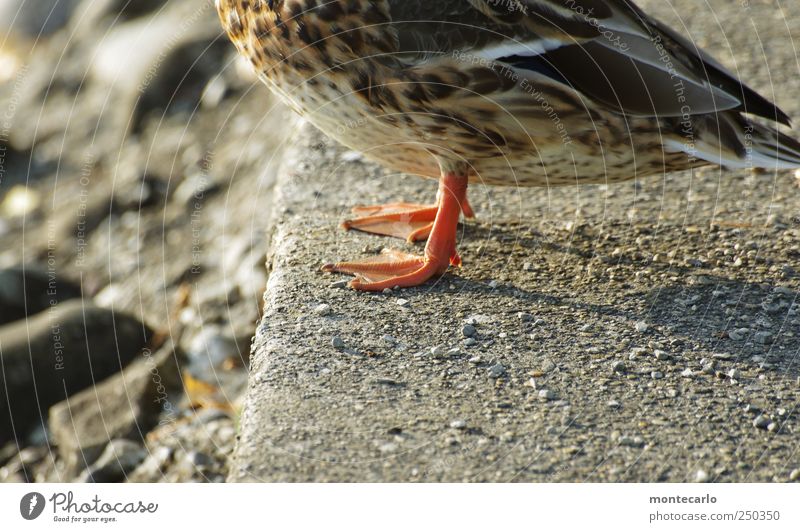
[342,196,475,243]
[324,172,468,291]
[322,249,459,291]
[342,202,438,242]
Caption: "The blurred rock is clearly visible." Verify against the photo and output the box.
[0,0,82,40]
[0,441,18,467]
[0,185,40,218]
[0,300,152,444]
[48,336,181,476]
[72,0,170,32]
[88,0,225,131]
[128,446,173,481]
[46,180,116,261]
[173,172,220,206]
[193,280,239,308]
[93,283,126,308]
[200,76,228,109]
[185,326,249,380]
[235,249,268,302]
[113,173,167,212]
[0,446,48,483]
[130,413,235,482]
[0,266,82,325]
[77,439,147,482]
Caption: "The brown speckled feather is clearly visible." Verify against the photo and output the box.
[216,0,800,187]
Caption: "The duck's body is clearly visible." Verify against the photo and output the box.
[217,0,800,290]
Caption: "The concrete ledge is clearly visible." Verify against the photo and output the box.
[229,122,800,482]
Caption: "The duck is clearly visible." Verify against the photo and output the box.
[216,0,800,291]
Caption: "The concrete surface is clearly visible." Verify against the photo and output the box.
[229,1,800,482]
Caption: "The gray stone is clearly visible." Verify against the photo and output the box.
[488,364,506,378]
[430,345,448,358]
[48,337,181,476]
[0,446,48,482]
[313,303,332,316]
[754,332,773,345]
[77,439,147,482]
[186,451,213,467]
[753,415,771,430]
[538,389,556,400]
[200,76,227,109]
[0,266,82,326]
[129,446,173,480]
[185,326,249,380]
[619,435,644,448]
[0,301,152,444]
[0,0,81,39]
[728,328,749,341]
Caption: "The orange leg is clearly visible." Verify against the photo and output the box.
[323,172,468,291]
[342,192,475,243]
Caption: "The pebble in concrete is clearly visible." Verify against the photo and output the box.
[314,303,332,316]
[489,364,506,378]
[753,415,771,430]
[538,389,556,400]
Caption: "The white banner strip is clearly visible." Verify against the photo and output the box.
[2,483,798,531]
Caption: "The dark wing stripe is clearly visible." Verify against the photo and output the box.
[388,0,790,126]
[502,54,570,86]
[643,15,792,126]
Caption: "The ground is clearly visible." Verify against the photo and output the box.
[232,119,799,481]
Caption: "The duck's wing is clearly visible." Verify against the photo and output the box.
[387,0,790,125]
